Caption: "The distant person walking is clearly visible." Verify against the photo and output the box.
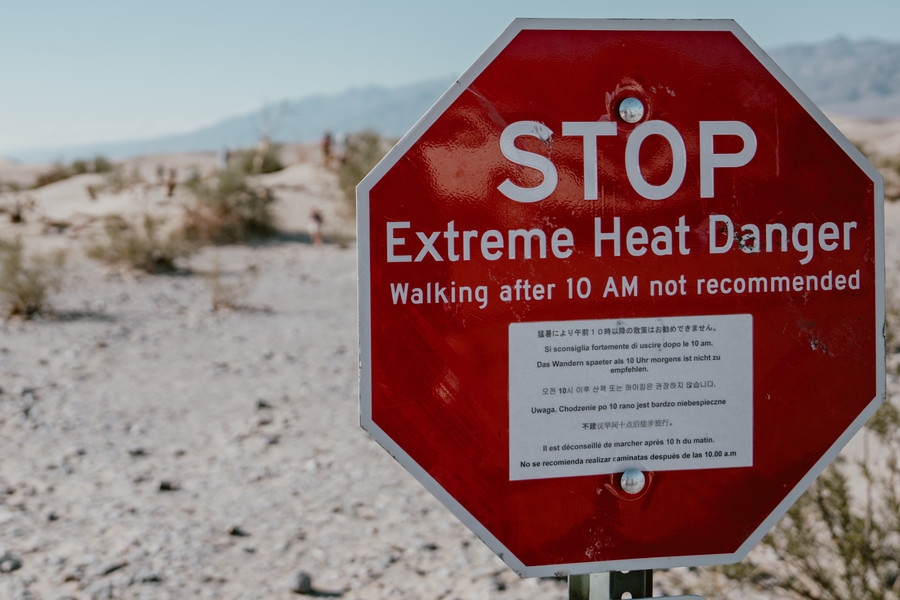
[321,132,334,168]
[166,168,178,197]
[216,147,230,171]
[308,209,324,246]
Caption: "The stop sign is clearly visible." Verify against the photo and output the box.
[358,19,885,576]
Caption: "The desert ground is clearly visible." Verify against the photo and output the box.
[0,118,898,600]
[0,146,578,600]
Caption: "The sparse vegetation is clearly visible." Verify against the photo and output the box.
[71,155,113,175]
[181,169,277,243]
[337,130,395,214]
[0,237,65,319]
[888,297,900,357]
[205,259,259,311]
[32,156,115,189]
[715,399,900,600]
[850,142,900,202]
[84,168,280,274]
[33,163,74,188]
[102,164,143,193]
[86,164,144,199]
[709,289,900,600]
[87,214,189,273]
[0,194,36,224]
[231,144,284,175]
[883,155,900,202]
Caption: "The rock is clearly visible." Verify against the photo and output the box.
[0,551,23,573]
[158,480,180,492]
[15,386,36,398]
[289,571,313,595]
[100,561,128,576]
[131,570,164,585]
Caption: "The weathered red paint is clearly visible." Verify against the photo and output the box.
[358,20,884,576]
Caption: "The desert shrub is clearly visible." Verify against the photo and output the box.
[0,194,36,224]
[102,165,144,194]
[32,155,116,188]
[706,285,900,599]
[33,162,73,188]
[888,298,900,355]
[70,159,90,175]
[205,259,259,311]
[181,170,276,243]
[86,166,144,199]
[337,130,395,214]
[87,214,189,273]
[92,155,113,173]
[715,399,900,600]
[0,237,65,319]
[231,144,284,175]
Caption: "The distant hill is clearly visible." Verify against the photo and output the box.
[770,37,900,119]
[7,36,900,164]
[8,77,455,164]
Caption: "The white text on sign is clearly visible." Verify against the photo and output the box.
[386,215,858,266]
[497,120,757,202]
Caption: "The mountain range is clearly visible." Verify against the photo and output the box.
[9,37,900,163]
[769,37,900,120]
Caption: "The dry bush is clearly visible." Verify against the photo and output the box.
[0,194,36,224]
[883,156,900,202]
[337,130,396,215]
[714,400,900,600]
[205,259,259,311]
[231,144,284,175]
[854,143,900,202]
[87,214,189,274]
[33,156,115,189]
[0,237,65,319]
[33,163,73,188]
[710,283,900,600]
[181,170,276,244]
[85,165,145,199]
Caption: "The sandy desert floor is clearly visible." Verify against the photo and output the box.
[0,123,898,599]
[0,151,582,600]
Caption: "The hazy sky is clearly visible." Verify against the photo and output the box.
[2,0,898,156]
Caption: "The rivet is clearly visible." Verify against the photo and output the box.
[618,97,645,124]
[620,469,646,495]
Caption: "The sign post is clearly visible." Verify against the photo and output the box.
[569,571,653,600]
[358,18,885,580]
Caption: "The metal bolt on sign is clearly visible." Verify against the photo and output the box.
[618,97,645,123]
[620,469,646,495]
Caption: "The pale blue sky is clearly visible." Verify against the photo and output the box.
[1,0,897,156]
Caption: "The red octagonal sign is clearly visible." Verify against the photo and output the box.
[358,19,885,576]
